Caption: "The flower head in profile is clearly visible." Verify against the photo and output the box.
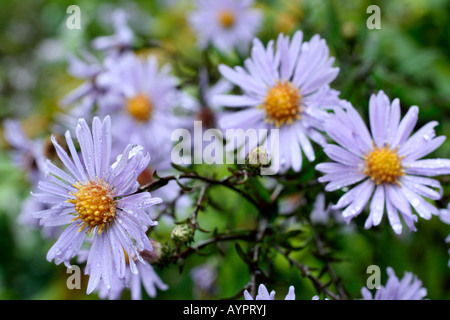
[188,0,262,54]
[244,284,295,300]
[32,116,162,294]
[316,91,450,234]
[361,267,427,300]
[214,31,344,173]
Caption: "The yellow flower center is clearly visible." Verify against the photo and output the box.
[259,81,302,127]
[67,180,116,234]
[126,94,153,122]
[218,9,235,29]
[363,145,404,185]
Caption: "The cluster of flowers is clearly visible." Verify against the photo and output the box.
[4,0,449,299]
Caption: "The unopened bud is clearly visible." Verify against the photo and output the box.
[171,224,195,245]
[140,239,163,264]
[247,146,269,167]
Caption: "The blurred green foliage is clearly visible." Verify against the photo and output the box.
[0,0,449,300]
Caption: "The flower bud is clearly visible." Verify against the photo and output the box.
[140,239,163,264]
[247,146,270,167]
[171,224,195,245]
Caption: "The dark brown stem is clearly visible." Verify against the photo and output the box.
[250,217,268,298]
[174,231,256,262]
[138,172,260,208]
[274,245,341,300]
[311,227,348,299]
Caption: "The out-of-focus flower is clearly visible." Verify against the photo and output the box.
[310,192,346,226]
[316,91,450,234]
[91,9,135,53]
[32,116,162,294]
[180,77,233,131]
[361,267,427,300]
[3,119,46,185]
[188,0,262,54]
[175,75,233,164]
[98,52,180,165]
[58,51,123,132]
[190,263,218,298]
[244,284,295,300]
[2,119,61,237]
[214,31,345,173]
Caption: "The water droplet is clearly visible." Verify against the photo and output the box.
[392,223,402,234]
[411,198,420,207]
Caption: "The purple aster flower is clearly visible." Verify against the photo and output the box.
[188,0,262,54]
[3,119,62,237]
[58,51,123,132]
[214,31,345,173]
[361,267,427,300]
[3,119,47,186]
[190,263,218,297]
[244,284,295,300]
[181,77,233,130]
[98,52,180,164]
[316,91,450,234]
[31,116,162,294]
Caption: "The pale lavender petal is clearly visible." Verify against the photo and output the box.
[400,184,438,220]
[332,180,371,210]
[405,159,450,176]
[76,118,96,178]
[212,94,263,107]
[390,106,419,149]
[369,91,390,147]
[342,180,374,222]
[401,136,445,165]
[366,184,385,229]
[401,176,442,200]
[284,286,295,300]
[323,144,363,166]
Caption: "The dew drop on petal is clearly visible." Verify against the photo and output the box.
[392,223,402,234]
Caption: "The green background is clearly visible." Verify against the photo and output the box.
[0,0,449,300]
